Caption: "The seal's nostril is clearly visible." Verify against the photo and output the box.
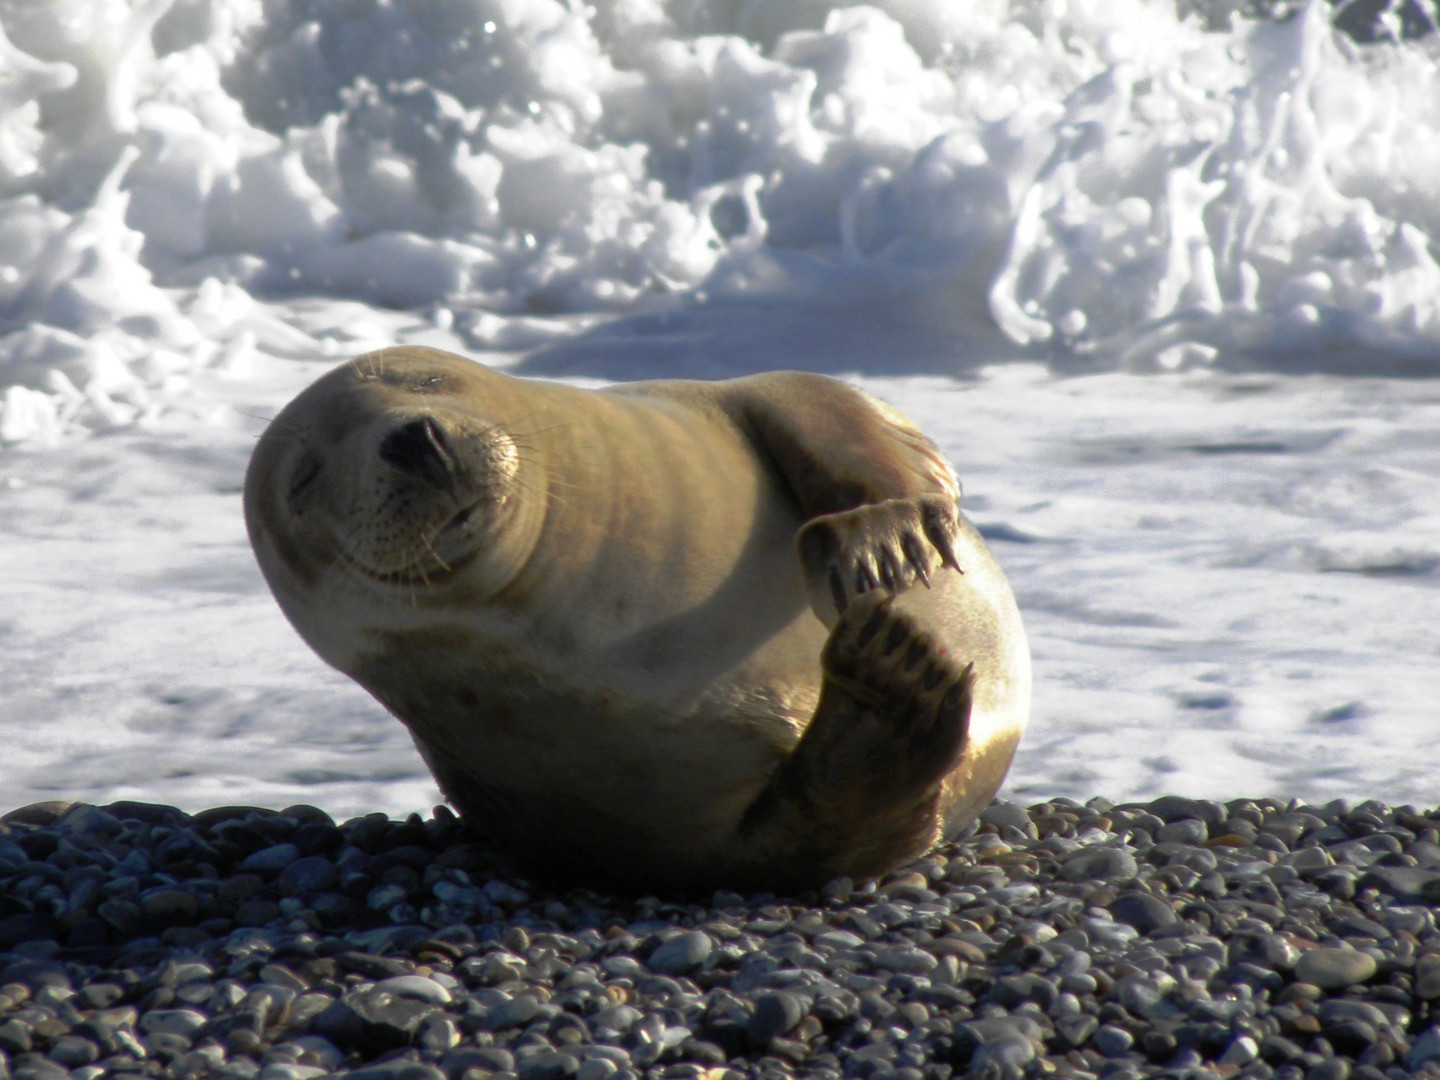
[379,417,455,487]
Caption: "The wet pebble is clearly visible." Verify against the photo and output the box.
[1294,947,1379,989]
[646,931,713,975]
[1060,845,1138,882]
[1109,890,1177,932]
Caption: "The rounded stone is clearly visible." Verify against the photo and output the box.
[489,993,543,1029]
[374,975,452,1004]
[1093,1023,1134,1058]
[239,843,303,876]
[601,955,645,979]
[1406,1025,1440,1069]
[647,931,714,975]
[1155,818,1209,844]
[747,991,805,1048]
[260,1065,329,1080]
[591,1005,642,1033]
[140,888,200,923]
[443,1048,516,1075]
[277,856,340,894]
[980,802,1032,831]
[344,1064,447,1080]
[873,946,939,974]
[1147,796,1224,825]
[518,1050,582,1080]
[575,1059,617,1080]
[1416,954,1440,999]
[1060,847,1138,882]
[48,1034,101,1067]
[1219,1035,1259,1066]
[1055,1014,1098,1050]
[1304,1059,1350,1080]
[0,961,71,993]
[814,929,866,950]
[1108,891,1176,933]
[1293,948,1378,990]
[138,1008,210,1037]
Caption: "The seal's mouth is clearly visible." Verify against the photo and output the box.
[341,498,489,588]
[343,544,482,588]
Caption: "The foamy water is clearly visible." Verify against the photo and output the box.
[0,0,1436,818]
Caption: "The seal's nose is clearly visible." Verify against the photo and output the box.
[379,417,456,488]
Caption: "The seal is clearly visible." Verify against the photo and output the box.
[245,346,1030,893]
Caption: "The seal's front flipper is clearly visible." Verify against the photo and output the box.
[734,591,973,889]
[719,372,960,517]
[797,495,963,619]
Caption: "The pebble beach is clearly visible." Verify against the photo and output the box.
[1,796,1438,1080]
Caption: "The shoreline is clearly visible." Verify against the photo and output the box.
[0,796,1435,1080]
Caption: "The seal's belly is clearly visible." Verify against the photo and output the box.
[352,415,830,848]
[360,584,828,854]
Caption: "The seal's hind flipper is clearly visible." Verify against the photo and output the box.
[734,590,973,888]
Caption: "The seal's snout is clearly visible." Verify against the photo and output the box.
[379,416,456,489]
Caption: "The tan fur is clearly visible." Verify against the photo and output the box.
[245,347,1030,893]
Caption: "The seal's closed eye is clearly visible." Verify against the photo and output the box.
[287,447,323,508]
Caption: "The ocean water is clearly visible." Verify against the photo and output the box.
[0,0,1436,819]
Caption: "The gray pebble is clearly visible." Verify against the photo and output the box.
[1055,1013,1098,1048]
[1219,1034,1259,1065]
[1093,1023,1135,1057]
[1294,948,1378,989]
[1148,796,1225,824]
[1304,1060,1350,1080]
[443,1048,515,1074]
[140,888,200,922]
[138,1007,210,1037]
[1360,865,1440,902]
[1318,1000,1391,1029]
[575,1059,617,1080]
[277,856,340,894]
[1060,846,1138,882]
[972,1034,1036,1071]
[746,990,805,1048]
[489,993,544,1029]
[1407,1025,1440,1069]
[646,931,713,975]
[518,1050,582,1080]
[591,1004,642,1034]
[1156,817,1209,844]
[10,1058,70,1080]
[872,945,938,973]
[48,1034,101,1066]
[813,929,865,949]
[980,802,1032,831]
[238,843,302,875]
[601,955,645,979]
[315,987,443,1053]
[374,975,452,1004]
[1109,891,1176,933]
[343,1063,446,1080]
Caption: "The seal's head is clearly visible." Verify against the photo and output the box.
[243,348,540,668]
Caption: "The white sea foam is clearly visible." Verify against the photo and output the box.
[5,1,1440,439]
[0,1,1436,816]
